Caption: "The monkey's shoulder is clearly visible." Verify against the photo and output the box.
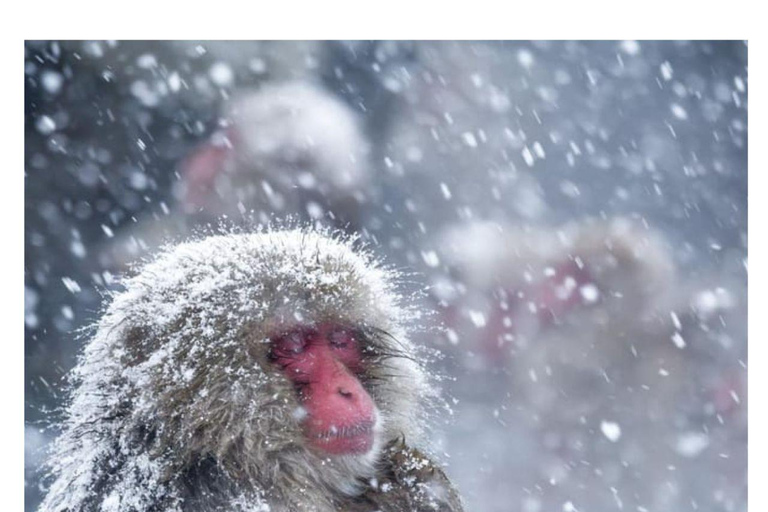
[344,440,464,512]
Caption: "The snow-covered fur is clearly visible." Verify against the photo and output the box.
[438,216,677,320]
[225,81,371,195]
[40,229,435,512]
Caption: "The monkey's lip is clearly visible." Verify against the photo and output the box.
[308,420,375,455]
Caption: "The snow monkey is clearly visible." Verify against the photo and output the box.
[39,229,464,512]
[101,81,373,271]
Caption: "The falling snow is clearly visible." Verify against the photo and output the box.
[600,421,622,442]
[25,41,748,512]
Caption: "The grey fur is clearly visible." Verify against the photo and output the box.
[39,228,457,512]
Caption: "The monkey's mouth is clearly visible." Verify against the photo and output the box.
[308,420,375,455]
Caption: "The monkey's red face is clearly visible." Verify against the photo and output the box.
[270,324,377,455]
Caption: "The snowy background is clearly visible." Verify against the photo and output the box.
[25,41,747,511]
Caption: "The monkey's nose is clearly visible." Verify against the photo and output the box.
[337,387,354,399]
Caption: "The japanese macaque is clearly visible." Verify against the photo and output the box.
[178,81,371,218]
[435,217,679,365]
[40,229,463,512]
[101,81,371,270]
[435,217,745,511]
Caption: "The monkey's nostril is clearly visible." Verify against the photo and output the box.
[338,387,354,399]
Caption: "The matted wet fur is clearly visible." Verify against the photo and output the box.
[39,228,463,512]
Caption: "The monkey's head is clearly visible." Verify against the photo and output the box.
[178,82,371,218]
[44,229,434,511]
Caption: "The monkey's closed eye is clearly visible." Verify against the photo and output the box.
[272,331,307,356]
